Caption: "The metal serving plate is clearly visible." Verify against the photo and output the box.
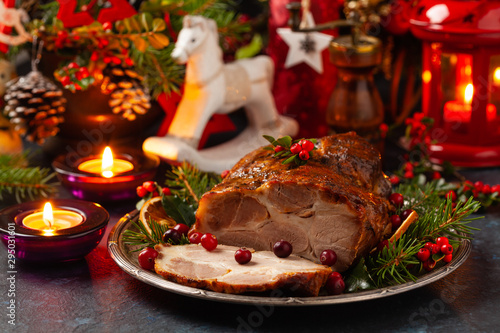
[107,210,471,307]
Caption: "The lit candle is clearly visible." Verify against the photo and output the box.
[22,202,84,236]
[77,146,134,178]
[444,83,496,123]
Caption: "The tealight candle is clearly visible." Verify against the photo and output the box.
[22,202,83,235]
[77,146,134,178]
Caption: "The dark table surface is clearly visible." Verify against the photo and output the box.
[1,148,499,333]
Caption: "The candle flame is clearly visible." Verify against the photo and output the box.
[43,202,54,229]
[101,146,114,178]
[494,67,500,85]
[464,84,473,105]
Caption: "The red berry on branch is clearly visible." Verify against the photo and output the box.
[173,223,189,236]
[136,186,148,198]
[90,52,99,61]
[491,184,500,194]
[431,243,440,255]
[482,184,491,195]
[424,242,434,251]
[436,237,449,247]
[432,171,442,180]
[67,62,79,69]
[125,58,134,66]
[404,170,414,179]
[417,248,430,262]
[103,22,113,31]
[299,139,314,152]
[60,76,71,86]
[377,240,389,252]
[298,150,310,160]
[389,175,400,185]
[74,83,82,90]
[290,143,302,154]
[474,181,484,192]
[143,181,155,192]
[162,187,171,196]
[441,244,453,255]
[404,162,414,171]
[445,190,457,202]
[389,193,404,207]
[443,254,453,263]
[57,30,68,39]
[274,145,285,153]
[112,57,121,65]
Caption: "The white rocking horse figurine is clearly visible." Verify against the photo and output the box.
[0,1,31,46]
[143,15,298,173]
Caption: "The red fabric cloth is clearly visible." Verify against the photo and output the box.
[267,0,340,138]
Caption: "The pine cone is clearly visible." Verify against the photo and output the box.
[101,65,151,121]
[3,71,66,144]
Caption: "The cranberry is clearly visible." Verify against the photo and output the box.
[417,248,431,262]
[143,181,155,192]
[330,271,342,280]
[136,186,148,198]
[432,171,442,180]
[61,76,71,86]
[445,190,457,202]
[162,229,181,245]
[424,242,434,251]
[173,223,189,236]
[441,244,453,255]
[390,215,402,229]
[320,249,337,266]
[443,254,453,263]
[201,233,218,251]
[273,240,293,258]
[436,237,449,247]
[482,184,491,195]
[389,193,404,208]
[290,143,302,154]
[234,248,252,264]
[474,181,484,191]
[298,150,310,160]
[325,272,345,295]
[423,259,436,271]
[377,240,389,252]
[431,243,440,255]
[138,247,158,270]
[67,62,79,69]
[491,184,500,194]
[274,145,285,153]
[162,187,172,196]
[189,232,203,244]
[103,21,113,30]
[404,170,414,179]
[389,175,400,185]
[400,209,413,221]
[299,139,315,152]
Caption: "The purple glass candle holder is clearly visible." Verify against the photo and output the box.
[52,148,159,202]
[0,199,109,262]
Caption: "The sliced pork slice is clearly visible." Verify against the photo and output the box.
[154,244,331,296]
[192,132,393,272]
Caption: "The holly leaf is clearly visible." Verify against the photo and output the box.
[276,136,292,148]
[282,154,297,165]
[344,258,377,293]
[263,135,276,145]
[161,194,196,227]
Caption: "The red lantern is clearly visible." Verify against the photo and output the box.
[410,0,500,167]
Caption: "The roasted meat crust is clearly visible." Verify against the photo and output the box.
[193,132,393,272]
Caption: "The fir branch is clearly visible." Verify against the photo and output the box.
[122,217,189,251]
[0,165,58,203]
[165,162,221,207]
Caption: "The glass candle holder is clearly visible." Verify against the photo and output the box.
[0,199,109,262]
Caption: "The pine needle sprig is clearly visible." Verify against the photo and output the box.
[0,165,58,203]
[122,217,189,251]
[165,162,221,207]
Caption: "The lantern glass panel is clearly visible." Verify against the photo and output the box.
[489,55,500,118]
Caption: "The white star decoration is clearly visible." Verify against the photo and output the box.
[277,16,331,74]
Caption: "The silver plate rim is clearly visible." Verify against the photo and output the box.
[107,210,472,306]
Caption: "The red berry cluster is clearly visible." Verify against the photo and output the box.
[266,135,317,166]
[405,112,433,149]
[56,62,93,92]
[466,181,500,198]
[325,272,345,295]
[388,193,413,230]
[379,123,389,139]
[417,237,454,271]
[136,181,171,199]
